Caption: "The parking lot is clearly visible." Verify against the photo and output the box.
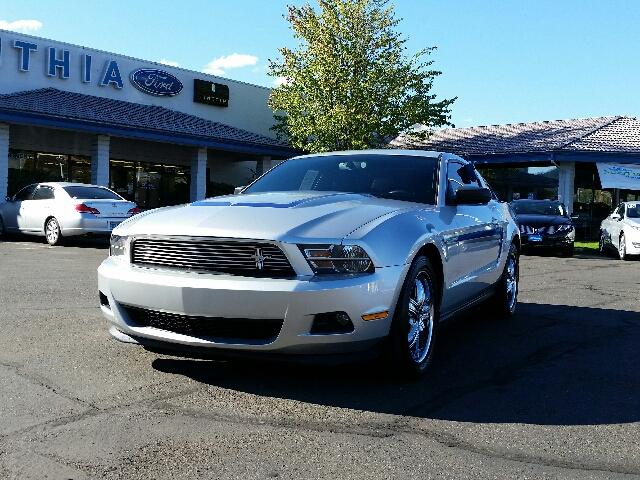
[0,238,638,479]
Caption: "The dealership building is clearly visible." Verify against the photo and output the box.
[393,117,640,239]
[0,30,295,209]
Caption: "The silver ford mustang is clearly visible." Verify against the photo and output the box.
[98,150,520,376]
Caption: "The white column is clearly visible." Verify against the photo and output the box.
[557,161,575,214]
[190,147,207,201]
[90,135,110,186]
[256,156,272,177]
[0,124,8,201]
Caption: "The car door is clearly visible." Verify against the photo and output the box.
[440,160,501,308]
[4,184,37,231]
[26,185,57,232]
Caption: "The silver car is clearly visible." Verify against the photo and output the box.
[98,150,520,377]
[599,201,640,260]
[0,182,140,245]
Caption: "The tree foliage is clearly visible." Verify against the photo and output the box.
[268,0,456,152]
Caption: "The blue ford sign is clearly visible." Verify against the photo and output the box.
[130,68,183,97]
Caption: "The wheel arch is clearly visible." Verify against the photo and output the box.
[414,242,444,307]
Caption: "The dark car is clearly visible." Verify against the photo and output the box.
[510,199,575,256]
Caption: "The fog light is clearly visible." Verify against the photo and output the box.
[310,312,354,334]
[99,291,110,308]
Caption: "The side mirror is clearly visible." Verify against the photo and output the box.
[453,186,492,205]
[4,196,12,202]
[611,213,621,221]
[233,186,245,195]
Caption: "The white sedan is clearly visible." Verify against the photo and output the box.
[599,201,640,260]
[98,150,520,377]
[0,182,140,245]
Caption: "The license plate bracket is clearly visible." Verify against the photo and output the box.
[528,234,543,242]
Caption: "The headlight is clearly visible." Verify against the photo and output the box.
[553,224,574,234]
[110,234,129,257]
[300,244,374,274]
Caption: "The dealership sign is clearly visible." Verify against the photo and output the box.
[194,79,229,107]
[130,69,183,96]
[596,163,640,190]
[0,37,184,96]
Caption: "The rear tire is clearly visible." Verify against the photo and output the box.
[388,256,439,379]
[0,216,5,239]
[45,217,63,246]
[491,243,519,318]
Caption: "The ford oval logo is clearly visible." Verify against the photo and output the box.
[129,68,183,97]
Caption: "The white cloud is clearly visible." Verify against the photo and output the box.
[273,76,289,87]
[159,59,180,68]
[203,53,258,76]
[0,19,43,33]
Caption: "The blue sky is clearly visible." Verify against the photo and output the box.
[1,0,640,127]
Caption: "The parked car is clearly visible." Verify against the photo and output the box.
[599,202,640,260]
[0,182,141,245]
[510,199,575,256]
[98,150,520,377]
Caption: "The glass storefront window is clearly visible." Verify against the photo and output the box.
[477,165,558,202]
[109,159,190,209]
[7,149,91,196]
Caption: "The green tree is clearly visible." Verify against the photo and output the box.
[268,0,456,153]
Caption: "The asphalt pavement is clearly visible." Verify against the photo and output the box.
[0,236,638,479]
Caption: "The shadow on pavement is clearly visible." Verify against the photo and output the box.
[152,302,640,426]
[0,234,109,249]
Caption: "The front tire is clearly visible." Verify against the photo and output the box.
[45,217,63,246]
[619,233,628,261]
[0,216,5,239]
[388,256,439,378]
[599,231,607,255]
[491,243,519,318]
[561,244,574,257]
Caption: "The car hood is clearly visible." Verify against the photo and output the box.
[116,191,416,242]
[514,213,571,227]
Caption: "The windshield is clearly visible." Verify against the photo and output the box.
[63,186,123,200]
[243,154,438,204]
[627,204,640,218]
[511,201,565,216]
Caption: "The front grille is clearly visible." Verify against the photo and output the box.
[122,305,283,344]
[519,225,567,235]
[131,237,295,278]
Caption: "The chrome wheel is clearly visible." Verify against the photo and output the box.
[45,218,60,245]
[505,253,518,311]
[407,271,434,364]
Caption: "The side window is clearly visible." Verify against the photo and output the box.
[13,184,37,201]
[32,186,55,200]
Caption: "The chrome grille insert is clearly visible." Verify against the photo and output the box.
[131,237,295,278]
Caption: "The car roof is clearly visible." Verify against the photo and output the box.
[291,149,444,160]
[38,182,112,188]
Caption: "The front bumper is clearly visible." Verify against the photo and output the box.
[98,257,404,355]
[521,233,574,249]
[625,229,640,255]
